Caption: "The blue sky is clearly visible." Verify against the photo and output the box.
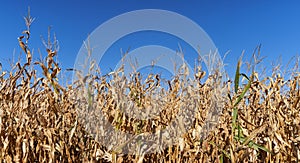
[0,1,299,79]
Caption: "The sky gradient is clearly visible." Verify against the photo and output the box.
[0,1,299,79]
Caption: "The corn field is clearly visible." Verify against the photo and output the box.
[0,13,299,163]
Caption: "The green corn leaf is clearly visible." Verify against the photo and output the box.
[234,80,251,107]
[250,142,273,154]
[219,154,224,163]
[234,59,241,94]
[234,135,272,154]
[232,107,238,130]
[237,124,244,140]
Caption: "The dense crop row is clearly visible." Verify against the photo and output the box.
[0,12,299,162]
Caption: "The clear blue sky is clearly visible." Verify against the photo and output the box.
[0,1,299,79]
